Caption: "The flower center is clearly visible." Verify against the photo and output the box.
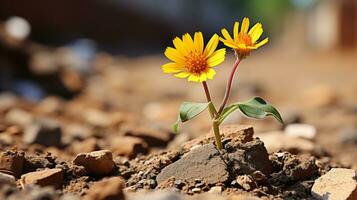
[237,33,252,46]
[185,51,208,74]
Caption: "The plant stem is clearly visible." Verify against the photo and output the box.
[218,57,241,114]
[202,81,218,117]
[212,119,223,149]
[202,81,222,150]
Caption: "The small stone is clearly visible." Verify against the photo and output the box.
[0,150,25,177]
[156,143,229,185]
[73,150,115,176]
[20,168,64,189]
[174,180,184,189]
[83,109,112,127]
[23,118,62,147]
[311,168,357,200]
[36,96,64,114]
[257,131,314,153]
[84,177,125,200]
[236,175,256,191]
[192,188,201,193]
[110,136,148,159]
[252,171,267,184]
[285,123,316,140]
[5,108,33,127]
[208,186,222,194]
[0,172,16,186]
[123,125,172,147]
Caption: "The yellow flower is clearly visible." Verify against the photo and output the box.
[162,32,226,82]
[220,17,268,57]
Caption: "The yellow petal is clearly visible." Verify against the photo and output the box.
[233,22,239,41]
[203,34,219,57]
[255,38,269,48]
[188,74,200,82]
[174,71,190,78]
[164,47,185,64]
[241,17,250,34]
[221,28,234,43]
[199,73,207,82]
[173,37,189,55]
[182,33,195,50]
[206,68,216,79]
[248,23,263,43]
[162,62,184,73]
[207,48,226,67]
[193,32,204,53]
[220,38,239,49]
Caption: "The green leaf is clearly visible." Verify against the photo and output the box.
[218,97,283,125]
[172,102,209,133]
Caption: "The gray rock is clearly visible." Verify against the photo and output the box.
[23,118,62,147]
[156,143,229,185]
[312,168,357,200]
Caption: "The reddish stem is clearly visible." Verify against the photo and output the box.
[202,81,211,102]
[218,57,241,114]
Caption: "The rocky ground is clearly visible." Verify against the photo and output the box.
[0,28,357,199]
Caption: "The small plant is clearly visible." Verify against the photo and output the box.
[162,17,283,150]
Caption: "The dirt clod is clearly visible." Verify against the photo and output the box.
[84,177,125,200]
[20,168,64,189]
[72,150,115,176]
[0,150,25,177]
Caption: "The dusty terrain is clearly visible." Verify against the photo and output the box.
[0,35,357,200]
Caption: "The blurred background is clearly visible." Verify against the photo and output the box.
[0,0,356,168]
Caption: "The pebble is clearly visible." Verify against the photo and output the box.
[192,188,201,193]
[23,118,62,147]
[311,168,357,200]
[208,186,222,194]
[5,108,33,127]
[20,168,64,189]
[236,175,257,191]
[0,172,16,186]
[257,131,314,153]
[72,150,115,176]
[285,123,316,140]
[110,136,148,159]
[84,177,125,200]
